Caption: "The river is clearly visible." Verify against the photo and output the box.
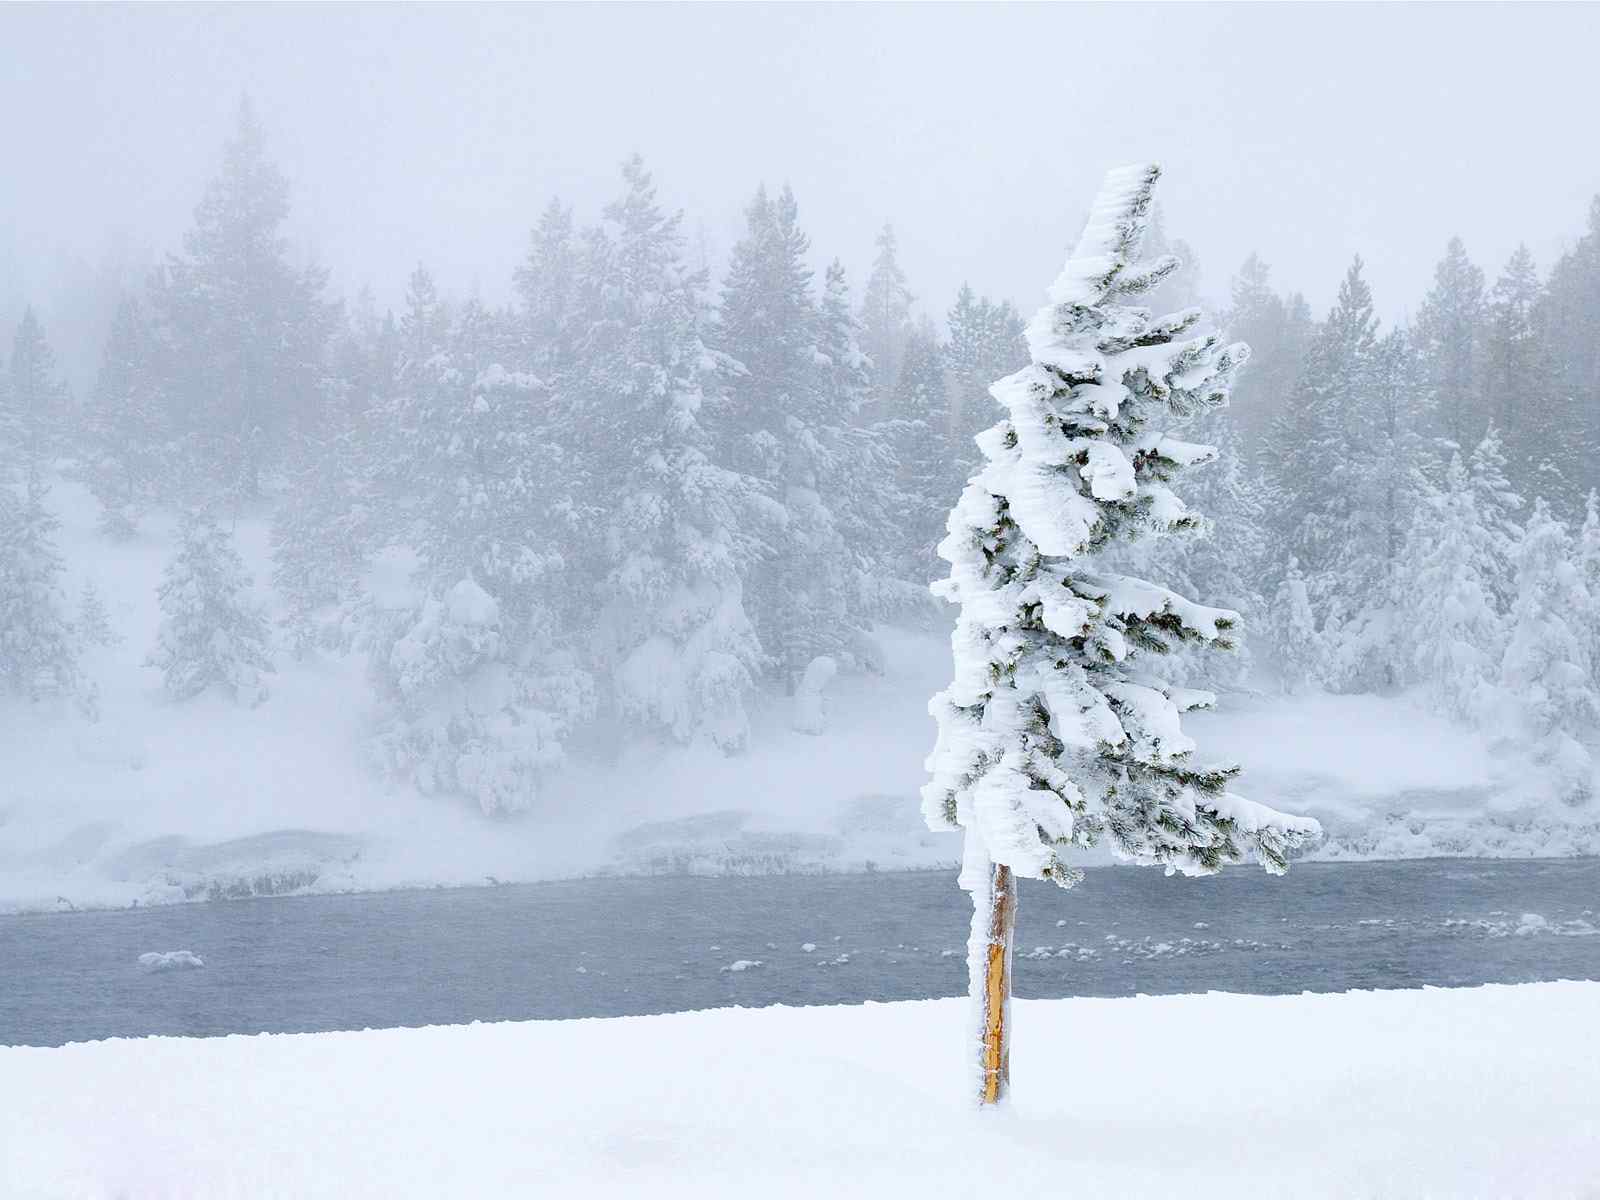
[5,857,1598,1047]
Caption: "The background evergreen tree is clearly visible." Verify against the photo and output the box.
[1480,245,1547,493]
[76,578,120,649]
[858,223,913,409]
[0,478,79,701]
[1271,556,1321,694]
[8,308,69,476]
[1221,255,1303,448]
[569,156,767,751]
[1539,196,1600,497]
[1415,237,1486,454]
[1466,425,1525,612]
[1499,500,1598,804]
[1407,453,1504,722]
[719,184,866,683]
[149,507,274,705]
[78,295,165,537]
[944,285,1025,482]
[148,96,335,498]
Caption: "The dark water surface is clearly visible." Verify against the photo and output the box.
[5,858,1598,1047]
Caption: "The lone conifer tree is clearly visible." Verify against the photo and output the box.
[149,508,274,705]
[923,165,1321,1106]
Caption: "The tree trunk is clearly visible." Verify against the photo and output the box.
[971,859,1017,1106]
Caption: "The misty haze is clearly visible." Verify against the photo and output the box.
[3,4,1599,1197]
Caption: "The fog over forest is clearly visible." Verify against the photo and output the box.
[3,3,1600,907]
[9,7,1600,1192]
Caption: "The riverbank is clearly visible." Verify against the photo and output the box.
[3,479,1596,917]
[6,982,1597,1198]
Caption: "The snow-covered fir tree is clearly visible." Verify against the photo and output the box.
[885,328,956,582]
[369,575,585,817]
[513,198,581,377]
[1268,259,1427,692]
[1480,245,1547,494]
[1415,236,1486,453]
[148,507,274,705]
[922,164,1320,1105]
[1539,197,1600,497]
[570,156,767,751]
[945,284,1025,479]
[366,294,593,811]
[147,97,335,497]
[0,478,79,701]
[78,295,165,537]
[1167,418,1271,687]
[718,184,866,683]
[271,424,375,657]
[1271,556,1321,694]
[1499,500,1598,805]
[859,222,914,407]
[1224,254,1314,450]
[815,259,913,628]
[8,308,69,475]
[1407,454,1504,722]
[1466,425,1525,611]
[1580,491,1600,668]
[76,578,120,649]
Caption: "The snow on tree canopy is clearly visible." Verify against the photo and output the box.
[923,163,1321,884]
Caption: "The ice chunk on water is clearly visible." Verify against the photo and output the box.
[139,951,204,972]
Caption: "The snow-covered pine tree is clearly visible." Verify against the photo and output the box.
[816,259,913,629]
[1499,499,1598,805]
[1539,196,1600,498]
[1268,259,1424,692]
[148,96,335,497]
[1167,418,1271,687]
[1408,453,1504,722]
[1325,327,1427,693]
[923,164,1321,1105]
[513,198,581,377]
[399,263,452,372]
[1467,425,1525,611]
[572,156,766,751]
[77,579,120,648]
[1415,236,1486,454]
[79,295,165,537]
[1581,491,1600,669]
[1265,261,1383,623]
[366,296,592,814]
[148,507,274,705]
[8,308,69,475]
[271,424,374,657]
[718,184,866,683]
[0,478,79,701]
[859,223,914,409]
[1481,245,1547,495]
[945,285,1026,480]
[1224,255,1314,451]
[885,328,956,583]
[1271,556,1321,694]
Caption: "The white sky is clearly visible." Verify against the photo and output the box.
[4,3,1598,331]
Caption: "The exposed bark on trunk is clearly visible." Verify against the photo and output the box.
[972,860,1016,1106]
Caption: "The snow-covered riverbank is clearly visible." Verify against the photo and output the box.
[3,481,1596,917]
[5,982,1597,1198]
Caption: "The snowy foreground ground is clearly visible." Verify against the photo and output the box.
[2,480,1597,914]
[5,983,1598,1198]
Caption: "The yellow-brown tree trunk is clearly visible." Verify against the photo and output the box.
[975,861,1016,1106]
